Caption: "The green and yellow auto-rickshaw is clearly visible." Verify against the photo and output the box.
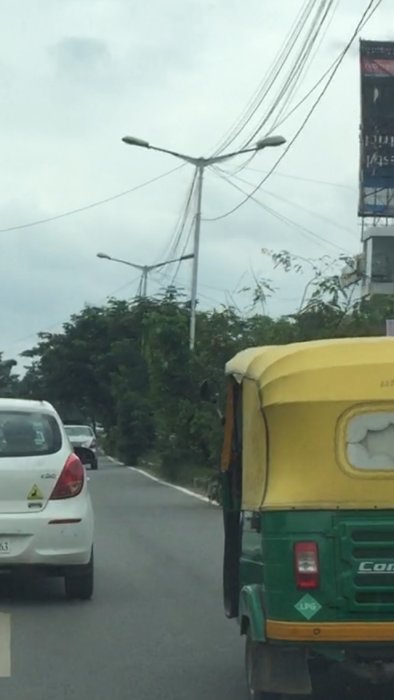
[217,337,394,698]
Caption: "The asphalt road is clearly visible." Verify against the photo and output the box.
[0,455,389,700]
[0,454,246,700]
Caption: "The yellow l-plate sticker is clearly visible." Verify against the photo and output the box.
[27,484,43,500]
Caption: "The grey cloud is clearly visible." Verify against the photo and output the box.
[49,37,111,78]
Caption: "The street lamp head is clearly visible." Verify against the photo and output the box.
[97,252,111,260]
[255,135,286,150]
[122,135,150,148]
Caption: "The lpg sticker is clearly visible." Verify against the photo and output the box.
[27,484,43,501]
[295,594,322,620]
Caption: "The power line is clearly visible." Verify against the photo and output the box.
[3,275,143,355]
[0,164,185,234]
[206,0,383,222]
[212,0,336,156]
[211,0,317,155]
[210,166,353,254]
[153,169,197,264]
[232,268,250,294]
[165,170,197,263]
[150,269,226,307]
[148,171,197,286]
[262,186,358,238]
[272,0,341,132]
[215,167,358,239]
[242,0,338,148]
[170,214,195,286]
[268,1,380,136]
[242,166,355,190]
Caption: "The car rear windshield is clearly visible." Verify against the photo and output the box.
[0,411,62,457]
[65,426,93,437]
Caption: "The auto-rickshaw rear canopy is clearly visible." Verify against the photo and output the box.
[224,338,394,510]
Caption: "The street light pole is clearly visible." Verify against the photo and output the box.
[96,252,194,298]
[121,134,286,349]
[141,267,148,297]
[190,164,204,351]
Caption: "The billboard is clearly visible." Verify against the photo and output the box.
[359,40,394,218]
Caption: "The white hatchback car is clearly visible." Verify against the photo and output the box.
[0,398,94,599]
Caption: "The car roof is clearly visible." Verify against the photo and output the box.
[64,424,93,429]
[0,398,56,414]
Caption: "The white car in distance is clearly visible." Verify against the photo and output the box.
[0,399,94,599]
[64,425,98,470]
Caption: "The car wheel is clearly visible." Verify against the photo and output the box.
[65,550,94,600]
[91,458,98,470]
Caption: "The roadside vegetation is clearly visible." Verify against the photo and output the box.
[3,251,394,487]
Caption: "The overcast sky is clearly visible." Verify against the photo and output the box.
[0,0,391,365]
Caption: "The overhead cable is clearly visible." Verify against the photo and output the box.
[210,166,353,254]
[244,166,354,190]
[0,164,185,234]
[215,167,358,238]
[206,0,383,222]
[170,214,195,286]
[164,169,197,263]
[5,274,143,353]
[212,0,337,155]
[242,0,338,148]
[211,0,318,155]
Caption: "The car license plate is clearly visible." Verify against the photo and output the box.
[0,541,10,554]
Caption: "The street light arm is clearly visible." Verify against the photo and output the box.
[98,254,144,271]
[122,136,198,165]
[207,136,286,165]
[145,144,200,165]
[207,146,260,165]
[147,144,267,165]
[123,134,286,167]
[147,253,194,272]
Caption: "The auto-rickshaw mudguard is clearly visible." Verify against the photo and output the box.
[239,584,266,641]
[241,583,312,694]
[246,632,312,694]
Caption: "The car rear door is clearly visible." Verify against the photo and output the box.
[0,410,68,514]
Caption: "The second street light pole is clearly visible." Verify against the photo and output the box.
[96,252,194,298]
[122,133,286,350]
[141,267,148,297]
[190,164,204,352]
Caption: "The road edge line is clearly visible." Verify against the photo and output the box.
[0,613,11,677]
[107,455,123,464]
[127,466,219,506]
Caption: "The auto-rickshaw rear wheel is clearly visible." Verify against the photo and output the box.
[245,632,286,700]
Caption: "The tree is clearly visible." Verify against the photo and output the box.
[15,258,394,484]
[0,354,19,396]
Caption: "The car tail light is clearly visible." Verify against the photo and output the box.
[50,454,85,500]
[294,542,319,589]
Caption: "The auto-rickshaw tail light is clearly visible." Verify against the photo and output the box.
[294,542,319,589]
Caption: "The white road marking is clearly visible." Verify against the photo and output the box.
[0,613,11,677]
[127,467,219,506]
[107,456,123,465]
